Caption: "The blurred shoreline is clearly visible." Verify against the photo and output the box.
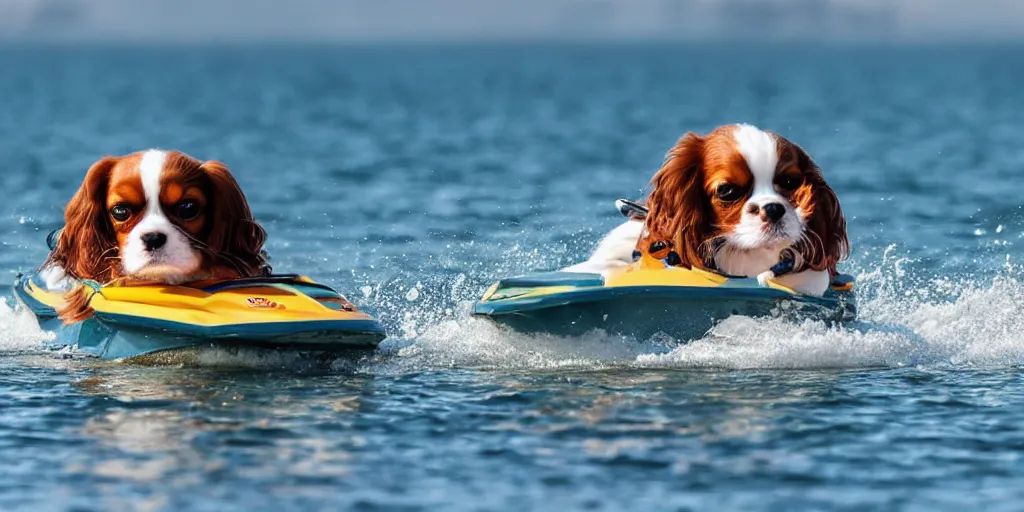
[2,40,1023,50]
[1,0,1023,44]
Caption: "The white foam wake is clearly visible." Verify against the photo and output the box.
[369,316,677,374]
[0,297,53,352]
[371,259,1024,372]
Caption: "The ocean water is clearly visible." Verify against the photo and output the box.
[2,43,1024,510]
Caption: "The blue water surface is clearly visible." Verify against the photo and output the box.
[2,43,1024,511]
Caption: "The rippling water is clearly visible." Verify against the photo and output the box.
[2,44,1024,510]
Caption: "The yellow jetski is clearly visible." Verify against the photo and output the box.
[13,272,386,360]
[473,199,855,340]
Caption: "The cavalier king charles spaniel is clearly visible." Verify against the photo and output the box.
[43,149,271,322]
[566,124,849,297]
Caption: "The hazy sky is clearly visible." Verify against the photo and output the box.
[1,0,1022,42]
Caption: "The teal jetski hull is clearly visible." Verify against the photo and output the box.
[472,269,856,340]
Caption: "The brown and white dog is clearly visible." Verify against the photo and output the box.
[43,150,271,322]
[565,124,849,296]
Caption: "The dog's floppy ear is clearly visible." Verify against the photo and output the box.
[200,160,271,277]
[45,157,120,282]
[642,132,712,268]
[57,285,96,324]
[789,142,850,273]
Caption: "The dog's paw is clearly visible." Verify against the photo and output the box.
[756,271,775,288]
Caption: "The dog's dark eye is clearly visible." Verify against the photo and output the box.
[175,200,200,220]
[715,183,744,202]
[110,204,131,222]
[776,175,803,191]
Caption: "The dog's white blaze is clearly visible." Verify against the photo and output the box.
[722,124,805,253]
[733,123,779,196]
[713,123,810,286]
[139,149,167,216]
[121,149,200,282]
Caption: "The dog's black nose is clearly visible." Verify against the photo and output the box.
[141,232,167,251]
[762,203,786,222]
